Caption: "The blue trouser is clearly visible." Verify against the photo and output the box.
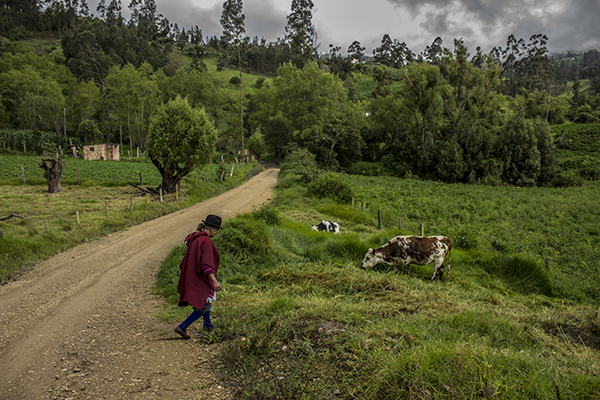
[178,302,213,331]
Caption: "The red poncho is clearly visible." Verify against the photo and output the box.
[177,231,220,310]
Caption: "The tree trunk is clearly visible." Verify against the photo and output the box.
[240,64,245,158]
[150,158,188,194]
[39,158,66,194]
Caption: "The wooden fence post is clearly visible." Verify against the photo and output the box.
[77,165,80,185]
[139,173,143,186]
[378,210,381,229]
[160,188,163,203]
[398,218,402,231]
[195,176,198,186]
[76,211,80,226]
[230,164,235,177]
[361,200,364,212]
[21,165,25,184]
[43,221,48,232]
[106,200,109,219]
[420,223,424,236]
[130,196,133,212]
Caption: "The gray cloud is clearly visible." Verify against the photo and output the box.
[384,0,600,52]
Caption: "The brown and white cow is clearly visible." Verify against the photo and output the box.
[361,236,452,281]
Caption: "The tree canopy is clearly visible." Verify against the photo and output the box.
[147,96,217,193]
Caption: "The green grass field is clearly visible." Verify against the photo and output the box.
[155,169,600,399]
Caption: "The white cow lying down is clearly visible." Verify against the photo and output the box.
[361,235,452,281]
[311,220,340,234]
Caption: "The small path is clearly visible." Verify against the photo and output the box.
[0,168,279,399]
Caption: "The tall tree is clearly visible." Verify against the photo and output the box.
[284,0,317,67]
[423,37,444,65]
[251,61,348,159]
[220,0,250,157]
[373,34,393,66]
[400,62,446,143]
[0,66,66,132]
[128,0,161,40]
[147,96,217,193]
[348,40,365,63]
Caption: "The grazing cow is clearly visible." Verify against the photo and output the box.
[311,220,340,234]
[361,236,452,282]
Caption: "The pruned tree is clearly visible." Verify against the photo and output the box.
[147,96,217,193]
[39,158,66,193]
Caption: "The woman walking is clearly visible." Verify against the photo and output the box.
[174,214,222,339]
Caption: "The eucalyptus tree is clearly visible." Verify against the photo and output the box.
[220,0,251,156]
[128,0,164,40]
[105,62,159,149]
[284,0,317,67]
[348,40,365,63]
[373,34,393,66]
[70,78,101,137]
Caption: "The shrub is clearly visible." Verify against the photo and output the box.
[453,226,479,250]
[279,148,319,183]
[229,75,241,85]
[307,172,353,203]
[346,161,385,176]
[553,170,584,187]
[252,203,280,226]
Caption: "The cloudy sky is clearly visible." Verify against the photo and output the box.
[89,0,600,55]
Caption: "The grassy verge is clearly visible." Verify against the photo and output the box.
[155,170,600,399]
[0,160,263,282]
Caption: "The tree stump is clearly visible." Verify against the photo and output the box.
[39,158,66,193]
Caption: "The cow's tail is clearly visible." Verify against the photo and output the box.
[446,245,452,280]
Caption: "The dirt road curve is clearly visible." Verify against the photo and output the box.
[0,168,279,400]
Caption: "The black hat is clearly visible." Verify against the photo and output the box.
[202,214,222,229]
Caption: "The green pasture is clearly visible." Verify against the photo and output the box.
[203,55,272,96]
[155,169,600,399]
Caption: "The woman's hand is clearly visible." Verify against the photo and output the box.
[208,273,222,291]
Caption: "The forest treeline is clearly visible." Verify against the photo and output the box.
[1,0,600,187]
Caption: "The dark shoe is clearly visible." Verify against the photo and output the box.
[174,326,191,339]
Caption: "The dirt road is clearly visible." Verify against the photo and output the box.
[0,168,279,400]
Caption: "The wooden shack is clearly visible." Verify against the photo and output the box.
[82,144,120,161]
